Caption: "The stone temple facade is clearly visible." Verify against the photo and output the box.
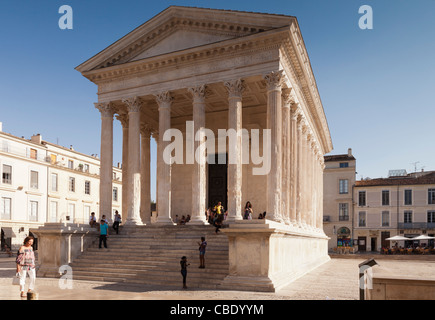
[74,6,334,291]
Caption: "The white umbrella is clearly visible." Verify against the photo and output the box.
[412,235,435,240]
[385,235,411,241]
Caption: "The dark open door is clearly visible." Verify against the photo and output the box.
[208,154,228,211]
[358,237,367,252]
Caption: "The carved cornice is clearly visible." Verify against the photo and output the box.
[94,102,114,118]
[81,29,286,85]
[224,79,245,99]
[279,22,333,154]
[96,17,274,69]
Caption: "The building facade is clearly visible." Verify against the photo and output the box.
[323,148,356,251]
[323,148,435,252]
[354,171,435,251]
[0,124,122,250]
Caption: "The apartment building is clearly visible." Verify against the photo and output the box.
[323,148,356,251]
[0,123,122,250]
[354,170,435,251]
[323,148,435,252]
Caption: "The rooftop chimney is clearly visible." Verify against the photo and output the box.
[348,148,352,156]
[31,134,42,144]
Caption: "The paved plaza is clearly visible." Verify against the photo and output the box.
[1,256,434,301]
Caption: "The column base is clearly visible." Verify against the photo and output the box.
[124,218,143,226]
[155,217,175,225]
[188,217,208,225]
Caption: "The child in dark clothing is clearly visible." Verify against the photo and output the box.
[180,256,190,289]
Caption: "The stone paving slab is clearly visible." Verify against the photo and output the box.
[1,256,434,301]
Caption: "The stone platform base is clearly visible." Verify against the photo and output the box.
[219,219,330,292]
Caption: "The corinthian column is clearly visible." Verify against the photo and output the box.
[140,124,152,225]
[296,114,304,228]
[224,79,245,222]
[116,113,129,223]
[290,101,299,227]
[95,102,114,221]
[264,70,284,223]
[155,91,174,225]
[122,97,143,225]
[188,85,208,224]
[301,121,309,229]
[281,88,292,225]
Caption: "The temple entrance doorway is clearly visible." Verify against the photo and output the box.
[207,154,228,211]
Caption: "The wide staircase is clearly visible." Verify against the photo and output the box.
[69,225,230,289]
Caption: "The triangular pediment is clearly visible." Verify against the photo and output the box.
[130,29,235,62]
[76,6,295,72]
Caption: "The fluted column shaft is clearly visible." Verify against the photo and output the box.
[225,79,244,222]
[264,71,284,223]
[95,102,114,220]
[116,114,129,223]
[155,92,174,225]
[302,125,309,228]
[281,89,291,225]
[123,97,143,225]
[290,103,299,226]
[189,85,208,224]
[140,126,152,225]
[296,115,303,227]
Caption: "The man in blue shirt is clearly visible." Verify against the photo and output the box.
[99,219,109,249]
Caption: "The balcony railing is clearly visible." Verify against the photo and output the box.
[398,222,435,229]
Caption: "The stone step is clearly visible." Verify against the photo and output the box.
[72,269,227,283]
[79,249,228,257]
[68,225,230,290]
[71,257,228,268]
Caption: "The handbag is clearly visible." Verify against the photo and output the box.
[12,272,20,286]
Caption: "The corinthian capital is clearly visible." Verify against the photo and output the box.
[264,70,285,91]
[155,91,173,108]
[115,113,129,128]
[282,87,293,106]
[224,79,245,99]
[140,123,154,136]
[95,102,114,118]
[188,84,208,103]
[122,96,143,113]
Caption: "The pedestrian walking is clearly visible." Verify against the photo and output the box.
[180,256,190,289]
[198,237,207,268]
[112,211,121,234]
[16,236,36,298]
[99,219,109,248]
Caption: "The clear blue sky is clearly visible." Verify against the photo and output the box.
[1,0,434,201]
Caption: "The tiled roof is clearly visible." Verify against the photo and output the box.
[356,171,435,187]
[324,154,356,162]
